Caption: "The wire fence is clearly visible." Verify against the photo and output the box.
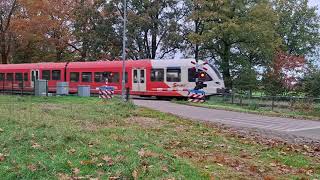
[209,93,320,112]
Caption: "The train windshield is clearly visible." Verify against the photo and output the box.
[208,64,222,80]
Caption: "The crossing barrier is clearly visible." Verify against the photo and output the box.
[188,89,206,103]
[99,86,114,99]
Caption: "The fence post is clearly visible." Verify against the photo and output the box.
[126,87,130,101]
[21,80,23,96]
[231,93,234,104]
[2,80,4,94]
[271,96,275,111]
[240,95,243,106]
[46,80,48,97]
[11,82,13,95]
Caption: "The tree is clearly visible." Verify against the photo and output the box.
[122,0,186,59]
[11,0,75,63]
[262,51,305,95]
[0,0,17,64]
[273,0,320,56]
[233,64,258,96]
[189,0,280,89]
[303,68,320,97]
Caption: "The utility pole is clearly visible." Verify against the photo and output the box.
[121,0,127,101]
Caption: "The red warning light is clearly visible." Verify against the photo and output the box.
[199,72,206,79]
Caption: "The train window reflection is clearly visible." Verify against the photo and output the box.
[82,72,92,82]
[42,70,50,80]
[167,68,181,82]
[70,72,80,82]
[0,73,4,81]
[7,73,13,81]
[94,72,104,82]
[52,70,61,80]
[151,69,164,82]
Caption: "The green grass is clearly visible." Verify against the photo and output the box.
[0,95,319,179]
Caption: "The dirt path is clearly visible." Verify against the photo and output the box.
[133,99,320,142]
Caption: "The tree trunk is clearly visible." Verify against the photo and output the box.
[0,34,8,64]
[221,44,232,89]
[151,24,157,59]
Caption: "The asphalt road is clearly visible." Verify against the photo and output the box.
[133,99,320,140]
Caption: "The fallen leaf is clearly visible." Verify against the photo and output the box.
[138,148,145,157]
[306,169,313,176]
[101,156,113,166]
[31,143,41,149]
[132,170,138,180]
[263,175,276,180]
[80,160,94,165]
[0,128,4,132]
[217,163,223,167]
[88,142,94,148]
[162,165,169,172]
[27,164,37,172]
[58,173,71,180]
[109,176,120,180]
[269,163,277,167]
[97,163,104,167]
[72,168,80,175]
[138,148,157,158]
[68,149,76,154]
[0,153,5,162]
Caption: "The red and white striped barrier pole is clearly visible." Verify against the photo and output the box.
[187,90,206,103]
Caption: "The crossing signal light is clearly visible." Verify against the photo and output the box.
[199,72,206,79]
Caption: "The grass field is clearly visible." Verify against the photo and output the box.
[0,96,319,179]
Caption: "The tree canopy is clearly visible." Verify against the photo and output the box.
[0,0,319,96]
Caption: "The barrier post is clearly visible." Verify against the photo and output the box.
[188,89,206,103]
[125,87,130,101]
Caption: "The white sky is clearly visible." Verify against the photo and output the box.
[309,0,320,13]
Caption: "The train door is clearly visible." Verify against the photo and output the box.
[31,70,39,88]
[132,69,146,92]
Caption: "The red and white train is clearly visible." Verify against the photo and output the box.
[0,59,225,97]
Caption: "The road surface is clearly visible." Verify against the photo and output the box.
[133,99,320,140]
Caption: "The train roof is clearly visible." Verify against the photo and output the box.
[0,62,67,70]
[0,59,195,70]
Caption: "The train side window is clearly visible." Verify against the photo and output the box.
[151,69,164,82]
[52,70,61,80]
[15,73,23,81]
[82,72,92,82]
[70,72,79,82]
[94,72,104,82]
[166,68,181,82]
[42,70,51,80]
[24,73,28,81]
[0,73,4,81]
[6,73,13,81]
[109,72,119,83]
[188,68,213,82]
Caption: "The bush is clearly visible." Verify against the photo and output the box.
[290,99,315,112]
[247,101,259,110]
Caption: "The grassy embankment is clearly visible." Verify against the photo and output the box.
[0,95,319,179]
